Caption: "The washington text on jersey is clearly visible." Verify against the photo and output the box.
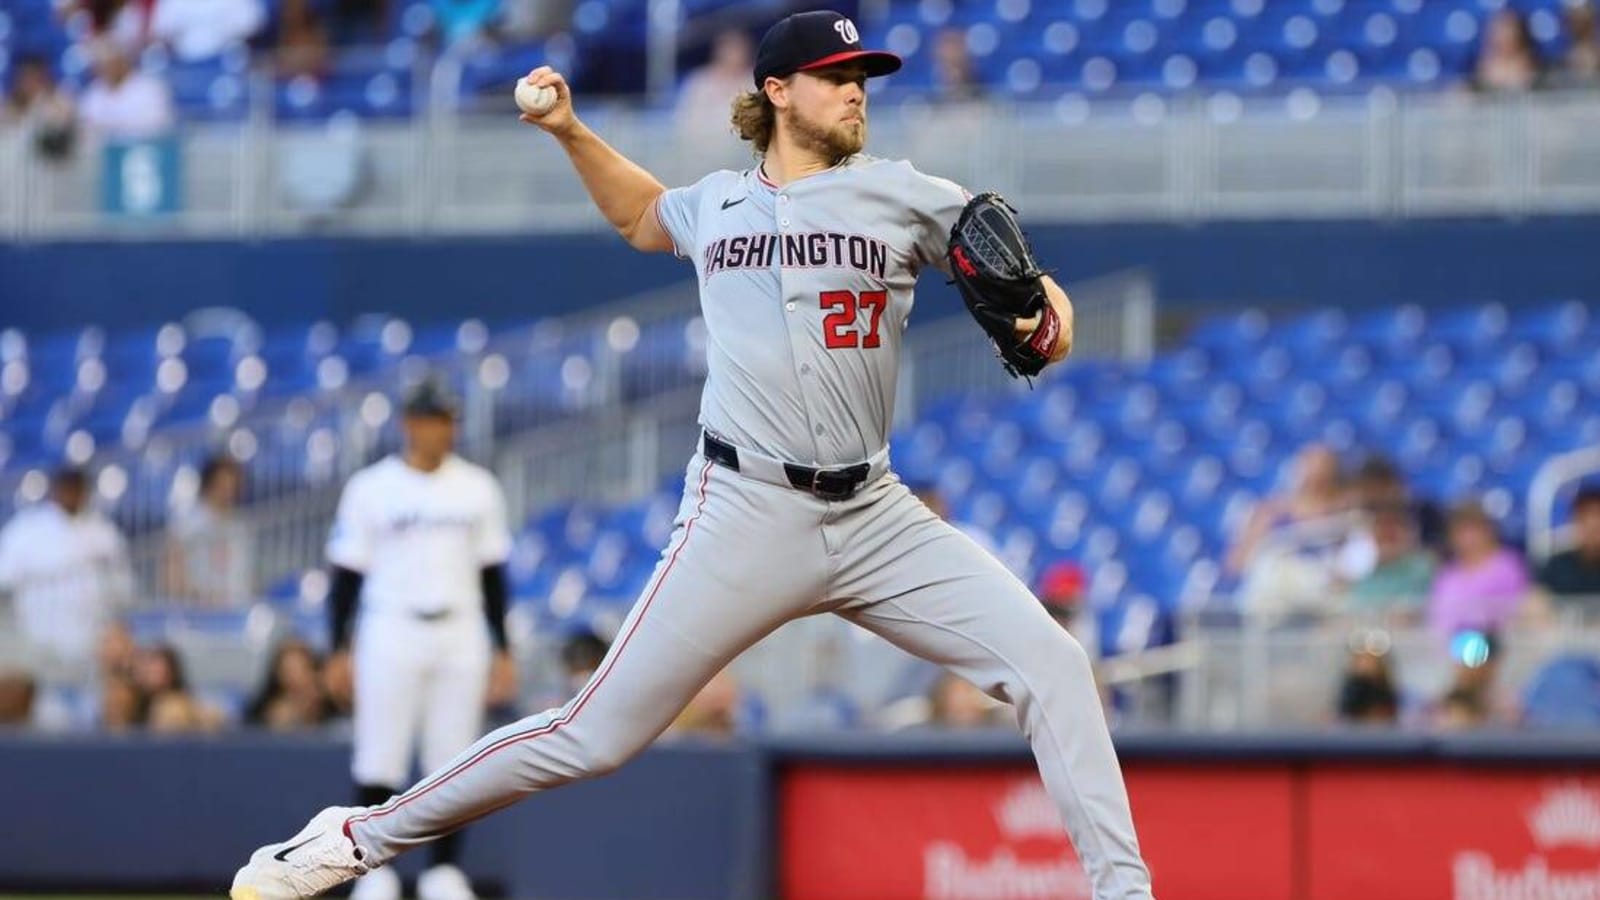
[701,231,890,281]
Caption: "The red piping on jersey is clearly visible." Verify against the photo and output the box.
[651,194,680,258]
[347,459,717,832]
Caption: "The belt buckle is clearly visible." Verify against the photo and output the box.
[811,467,861,501]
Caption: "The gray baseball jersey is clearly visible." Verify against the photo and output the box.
[654,155,968,466]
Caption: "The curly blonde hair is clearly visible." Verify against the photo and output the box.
[729,88,776,154]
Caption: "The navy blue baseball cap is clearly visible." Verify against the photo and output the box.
[402,378,460,419]
[753,10,902,87]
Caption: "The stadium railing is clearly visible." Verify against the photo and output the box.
[715,603,1600,733]
[1529,445,1600,561]
[5,88,1600,239]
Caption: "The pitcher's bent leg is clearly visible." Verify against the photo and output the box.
[348,459,822,863]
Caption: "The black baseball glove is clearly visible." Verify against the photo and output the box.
[947,192,1061,379]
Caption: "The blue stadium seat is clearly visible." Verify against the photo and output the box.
[1510,300,1591,354]
[1349,304,1428,358]
[1522,656,1600,730]
[1272,308,1348,358]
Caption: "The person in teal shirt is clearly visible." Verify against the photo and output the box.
[1348,501,1435,620]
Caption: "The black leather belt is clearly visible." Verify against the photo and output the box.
[702,431,870,501]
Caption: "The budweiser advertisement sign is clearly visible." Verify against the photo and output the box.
[1308,768,1600,900]
[780,763,1600,900]
[780,765,1294,900]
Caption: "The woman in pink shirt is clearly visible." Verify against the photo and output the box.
[1429,501,1531,638]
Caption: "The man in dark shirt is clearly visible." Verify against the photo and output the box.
[1538,485,1600,608]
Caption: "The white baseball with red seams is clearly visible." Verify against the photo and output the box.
[513,80,556,116]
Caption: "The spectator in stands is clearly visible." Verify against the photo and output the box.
[927,672,1007,730]
[163,454,255,608]
[133,643,223,734]
[4,56,78,163]
[95,619,137,679]
[1435,686,1489,731]
[99,673,145,731]
[1344,501,1434,623]
[1431,630,1513,730]
[1334,640,1398,726]
[560,628,609,692]
[517,627,609,713]
[1227,443,1347,577]
[58,0,153,54]
[1472,9,1544,94]
[0,466,133,675]
[1344,454,1444,549]
[0,671,37,726]
[277,0,332,79]
[1231,444,1353,618]
[931,28,985,104]
[1037,560,1097,658]
[430,0,502,49]
[676,29,755,139]
[1535,485,1600,615]
[1551,2,1600,88]
[1429,501,1530,640]
[666,668,742,738]
[148,0,266,62]
[1346,454,1408,510]
[78,41,176,141]
[246,639,334,731]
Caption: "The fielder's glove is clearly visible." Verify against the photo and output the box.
[947,192,1061,379]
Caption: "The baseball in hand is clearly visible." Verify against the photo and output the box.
[515,80,557,116]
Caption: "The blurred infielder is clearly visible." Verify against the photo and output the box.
[233,11,1155,899]
[319,380,516,900]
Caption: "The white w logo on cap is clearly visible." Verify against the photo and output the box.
[833,18,860,44]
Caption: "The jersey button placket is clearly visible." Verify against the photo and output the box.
[779,198,823,460]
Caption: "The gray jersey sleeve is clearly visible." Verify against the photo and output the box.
[904,163,972,277]
[653,172,725,259]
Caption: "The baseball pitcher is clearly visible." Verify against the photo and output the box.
[232,11,1154,899]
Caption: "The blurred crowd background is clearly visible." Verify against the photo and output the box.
[2,0,1600,752]
[3,0,1600,143]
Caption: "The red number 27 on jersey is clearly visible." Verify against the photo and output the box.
[820,290,888,350]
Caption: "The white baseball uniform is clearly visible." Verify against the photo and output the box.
[0,500,132,673]
[327,454,512,789]
[346,157,1155,899]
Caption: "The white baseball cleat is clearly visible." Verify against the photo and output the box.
[230,806,372,900]
[417,864,478,900]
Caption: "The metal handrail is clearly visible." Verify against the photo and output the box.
[7,89,1600,239]
[1528,446,1600,562]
